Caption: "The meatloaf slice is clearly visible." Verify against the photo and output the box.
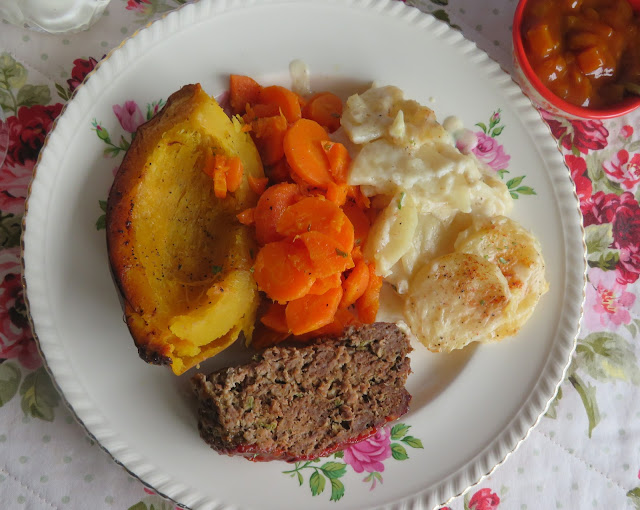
[191,322,412,462]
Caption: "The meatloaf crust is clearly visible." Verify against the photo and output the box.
[191,323,412,461]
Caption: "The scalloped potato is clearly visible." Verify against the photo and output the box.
[342,85,547,352]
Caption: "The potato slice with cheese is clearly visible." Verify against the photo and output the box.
[404,252,511,352]
[364,190,418,277]
[454,215,549,338]
[107,84,263,375]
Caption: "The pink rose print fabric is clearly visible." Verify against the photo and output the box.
[0,248,40,369]
[468,488,500,510]
[603,149,640,190]
[585,268,636,330]
[343,428,392,473]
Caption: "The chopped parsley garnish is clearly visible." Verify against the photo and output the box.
[335,248,349,258]
[498,257,508,265]
[211,265,223,274]
[397,191,406,210]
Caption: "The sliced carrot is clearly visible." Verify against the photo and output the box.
[298,231,354,279]
[285,286,343,335]
[351,245,364,263]
[321,141,351,183]
[248,175,269,196]
[266,158,292,183]
[340,259,370,309]
[254,182,301,245]
[305,308,359,339]
[253,240,315,303]
[308,272,342,295]
[258,85,302,124]
[255,129,286,166]
[250,114,288,139]
[347,185,371,210]
[236,207,255,226]
[260,302,290,333]
[242,103,282,124]
[343,200,370,248]
[225,156,244,192]
[325,181,348,206]
[251,321,290,349]
[202,148,215,178]
[334,215,355,254]
[213,163,227,199]
[303,92,343,133]
[229,74,262,115]
[355,263,382,323]
[276,196,345,239]
[283,119,333,188]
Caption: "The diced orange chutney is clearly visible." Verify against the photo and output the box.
[522,0,640,108]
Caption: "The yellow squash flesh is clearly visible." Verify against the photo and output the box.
[106,84,263,375]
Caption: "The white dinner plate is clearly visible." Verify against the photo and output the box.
[22,1,586,509]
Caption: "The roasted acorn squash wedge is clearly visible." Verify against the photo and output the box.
[106,84,263,375]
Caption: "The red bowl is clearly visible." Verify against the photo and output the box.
[512,0,640,119]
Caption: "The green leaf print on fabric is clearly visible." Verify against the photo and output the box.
[584,223,620,270]
[568,372,600,438]
[127,494,174,510]
[19,366,61,422]
[585,152,624,195]
[575,332,640,385]
[16,84,51,108]
[0,53,51,115]
[544,386,562,419]
[0,362,21,407]
[0,212,22,249]
[628,487,640,509]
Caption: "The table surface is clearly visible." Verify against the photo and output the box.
[1,1,640,509]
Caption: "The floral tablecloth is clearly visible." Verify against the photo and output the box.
[1,1,640,509]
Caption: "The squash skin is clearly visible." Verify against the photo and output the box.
[106,84,264,374]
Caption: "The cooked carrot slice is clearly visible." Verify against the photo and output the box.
[303,92,343,133]
[285,286,343,335]
[225,156,243,192]
[243,102,281,123]
[325,181,348,206]
[253,240,315,303]
[260,302,289,333]
[258,85,302,123]
[348,185,371,209]
[309,308,359,338]
[250,114,288,139]
[265,158,292,183]
[343,200,370,248]
[236,207,255,225]
[254,182,301,245]
[213,163,227,199]
[248,175,269,196]
[308,272,342,295]
[255,128,286,166]
[340,259,370,309]
[355,263,383,323]
[276,196,345,238]
[251,321,290,349]
[283,119,333,188]
[321,141,351,183]
[298,231,354,279]
[202,148,215,178]
[229,74,262,115]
